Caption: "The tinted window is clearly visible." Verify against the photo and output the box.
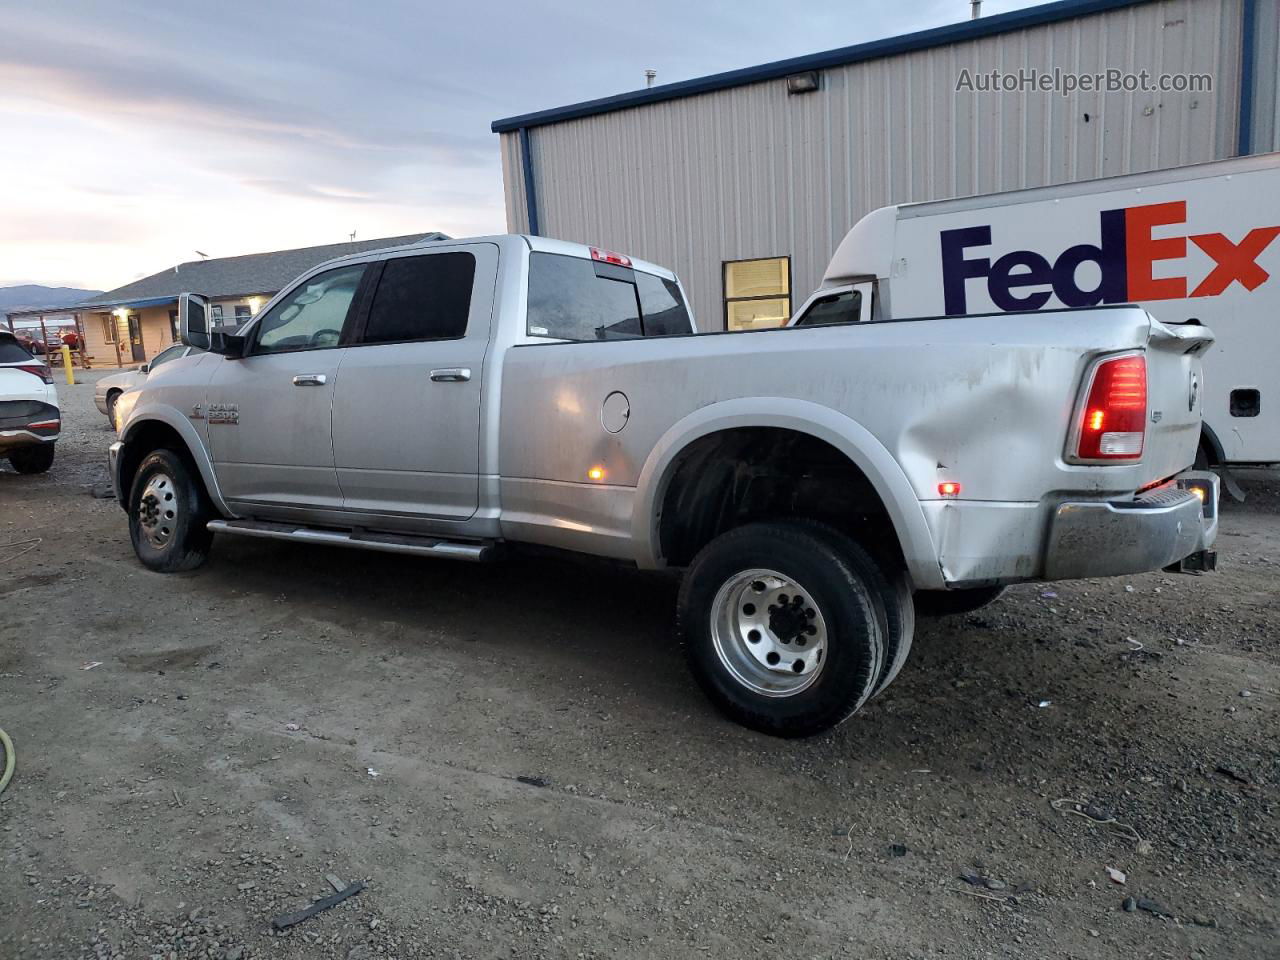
[636,272,693,335]
[362,253,475,344]
[0,336,33,363]
[528,253,641,341]
[255,264,365,354]
[795,290,862,327]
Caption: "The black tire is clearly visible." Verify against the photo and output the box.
[914,585,1006,618]
[793,522,915,699]
[678,521,886,738]
[127,448,213,572]
[8,443,55,474]
[105,390,121,424]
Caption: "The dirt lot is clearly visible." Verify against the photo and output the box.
[1,372,1277,960]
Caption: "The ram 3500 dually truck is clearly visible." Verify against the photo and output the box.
[109,233,1218,737]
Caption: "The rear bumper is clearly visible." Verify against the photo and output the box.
[93,393,110,415]
[922,470,1219,586]
[0,400,61,452]
[1044,471,1218,580]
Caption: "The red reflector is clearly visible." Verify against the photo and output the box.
[590,246,632,268]
[1076,354,1147,461]
[15,363,54,384]
[29,419,60,429]
[938,481,961,497]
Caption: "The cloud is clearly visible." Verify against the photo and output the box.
[0,0,1037,288]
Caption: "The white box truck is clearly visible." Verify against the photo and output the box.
[791,153,1280,470]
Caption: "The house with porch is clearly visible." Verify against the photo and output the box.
[5,232,447,367]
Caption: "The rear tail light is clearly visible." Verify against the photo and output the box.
[1072,353,1147,461]
[15,363,54,384]
[590,247,632,268]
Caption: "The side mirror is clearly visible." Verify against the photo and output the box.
[139,363,150,374]
[178,292,210,350]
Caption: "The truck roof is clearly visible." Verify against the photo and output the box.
[294,233,678,284]
[822,151,1280,285]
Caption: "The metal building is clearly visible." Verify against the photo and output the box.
[493,0,1279,330]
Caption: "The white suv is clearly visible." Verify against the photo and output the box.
[0,331,59,474]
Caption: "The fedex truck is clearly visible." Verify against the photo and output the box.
[792,153,1280,469]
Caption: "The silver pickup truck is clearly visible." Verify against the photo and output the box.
[109,233,1218,737]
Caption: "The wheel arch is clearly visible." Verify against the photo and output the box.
[1199,422,1226,467]
[631,398,944,589]
[117,406,230,516]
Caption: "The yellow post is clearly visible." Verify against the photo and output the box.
[60,345,75,385]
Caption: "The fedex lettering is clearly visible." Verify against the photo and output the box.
[940,200,1280,315]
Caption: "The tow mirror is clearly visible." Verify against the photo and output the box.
[178,292,210,350]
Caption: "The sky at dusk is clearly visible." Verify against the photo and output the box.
[1,0,1033,291]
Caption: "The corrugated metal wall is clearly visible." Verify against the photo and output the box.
[502,0,1263,329]
[1253,0,1280,153]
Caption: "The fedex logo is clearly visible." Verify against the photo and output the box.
[940,201,1280,315]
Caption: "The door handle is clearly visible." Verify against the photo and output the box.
[292,374,327,386]
[430,368,471,382]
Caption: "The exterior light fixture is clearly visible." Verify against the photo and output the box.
[786,71,820,95]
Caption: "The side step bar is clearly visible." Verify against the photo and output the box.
[207,519,493,562]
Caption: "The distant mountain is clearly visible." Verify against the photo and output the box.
[0,284,104,313]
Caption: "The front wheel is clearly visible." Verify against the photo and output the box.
[128,448,213,572]
[678,521,887,737]
[9,443,55,474]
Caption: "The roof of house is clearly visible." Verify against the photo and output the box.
[491,0,1150,133]
[74,232,449,310]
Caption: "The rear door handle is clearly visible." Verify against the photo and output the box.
[430,368,471,382]
[292,374,327,386]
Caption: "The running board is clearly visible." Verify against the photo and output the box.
[206,519,492,562]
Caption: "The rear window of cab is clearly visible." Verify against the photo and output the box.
[527,252,692,340]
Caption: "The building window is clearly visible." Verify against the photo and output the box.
[723,257,791,331]
[211,304,224,322]
[169,309,179,341]
[234,305,252,324]
[99,314,117,343]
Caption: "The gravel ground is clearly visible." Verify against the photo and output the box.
[1,372,1277,959]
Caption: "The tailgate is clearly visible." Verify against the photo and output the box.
[1141,317,1214,483]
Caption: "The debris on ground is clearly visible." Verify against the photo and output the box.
[1122,896,1175,918]
[1215,764,1251,785]
[271,881,366,931]
[516,775,551,787]
[1106,866,1127,885]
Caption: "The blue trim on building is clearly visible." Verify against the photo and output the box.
[519,127,540,235]
[491,0,1153,133]
[1237,0,1257,156]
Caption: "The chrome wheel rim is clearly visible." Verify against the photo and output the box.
[710,568,829,697]
[137,472,179,548]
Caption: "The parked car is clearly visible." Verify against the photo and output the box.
[0,330,59,474]
[109,233,1218,737]
[94,343,203,425]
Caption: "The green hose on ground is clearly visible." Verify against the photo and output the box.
[0,727,13,796]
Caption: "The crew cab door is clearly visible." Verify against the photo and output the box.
[330,244,497,524]
[203,262,369,513]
